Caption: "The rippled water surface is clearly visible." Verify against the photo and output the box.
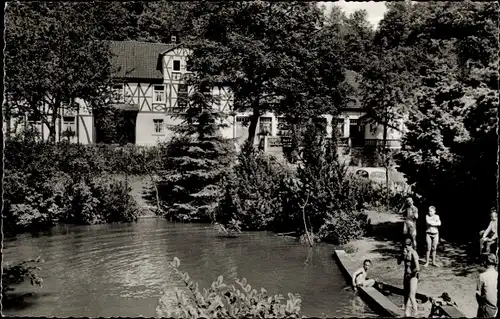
[2,218,376,317]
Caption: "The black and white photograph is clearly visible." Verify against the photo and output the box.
[2,1,498,318]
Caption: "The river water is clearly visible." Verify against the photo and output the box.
[2,218,376,317]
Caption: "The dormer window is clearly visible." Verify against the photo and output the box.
[173,60,181,72]
[171,35,177,43]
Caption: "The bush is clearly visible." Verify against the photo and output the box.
[64,176,139,225]
[280,123,369,244]
[2,258,43,301]
[217,141,291,231]
[157,257,301,318]
[3,169,70,233]
[4,139,166,177]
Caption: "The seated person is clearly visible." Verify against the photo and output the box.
[480,209,498,255]
[476,254,498,318]
[352,259,376,291]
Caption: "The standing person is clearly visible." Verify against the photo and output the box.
[399,238,420,317]
[476,253,498,318]
[352,259,376,291]
[401,197,418,251]
[424,206,441,267]
[479,209,497,255]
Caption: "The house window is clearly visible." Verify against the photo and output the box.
[154,85,165,103]
[313,117,327,133]
[113,84,124,102]
[259,117,272,135]
[236,116,250,125]
[177,84,188,107]
[349,118,364,147]
[336,118,345,137]
[186,59,192,72]
[277,117,291,136]
[27,114,42,137]
[173,60,181,72]
[153,119,164,134]
[63,116,76,138]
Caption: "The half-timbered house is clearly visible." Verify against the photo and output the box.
[5,38,404,165]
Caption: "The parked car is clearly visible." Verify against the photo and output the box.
[347,166,411,192]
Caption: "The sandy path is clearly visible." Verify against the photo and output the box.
[344,210,481,318]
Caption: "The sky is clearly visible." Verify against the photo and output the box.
[319,1,387,28]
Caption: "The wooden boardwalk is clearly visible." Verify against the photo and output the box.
[334,250,404,317]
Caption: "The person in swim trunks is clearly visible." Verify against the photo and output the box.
[399,238,420,317]
[424,206,441,267]
[476,253,498,318]
[402,197,418,250]
[352,259,376,292]
[479,209,497,255]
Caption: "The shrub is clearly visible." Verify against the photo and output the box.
[64,176,139,224]
[4,139,167,177]
[3,169,70,233]
[2,257,43,300]
[281,123,369,244]
[218,141,291,231]
[157,257,301,318]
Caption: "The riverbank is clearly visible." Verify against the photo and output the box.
[114,174,157,218]
[342,210,480,318]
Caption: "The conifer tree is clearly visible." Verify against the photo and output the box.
[160,81,235,222]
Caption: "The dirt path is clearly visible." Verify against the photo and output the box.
[343,210,481,318]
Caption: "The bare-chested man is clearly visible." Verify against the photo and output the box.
[401,197,418,250]
[479,209,497,255]
[399,238,420,317]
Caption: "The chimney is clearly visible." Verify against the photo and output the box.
[171,35,177,44]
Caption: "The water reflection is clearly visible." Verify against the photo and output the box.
[3,218,377,317]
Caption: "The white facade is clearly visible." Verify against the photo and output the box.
[4,40,404,151]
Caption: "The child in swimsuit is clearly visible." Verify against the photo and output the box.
[352,259,376,291]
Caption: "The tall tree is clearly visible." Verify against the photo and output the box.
[396,1,499,238]
[185,1,347,145]
[159,79,235,222]
[5,2,114,142]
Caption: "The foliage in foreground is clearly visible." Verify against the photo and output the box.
[2,258,43,300]
[157,257,301,318]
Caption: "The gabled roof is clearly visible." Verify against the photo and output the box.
[110,41,176,80]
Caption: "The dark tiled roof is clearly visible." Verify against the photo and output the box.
[110,41,176,80]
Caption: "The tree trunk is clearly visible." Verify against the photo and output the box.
[247,107,260,145]
[48,102,60,143]
[48,125,57,143]
[382,118,389,210]
[301,192,314,247]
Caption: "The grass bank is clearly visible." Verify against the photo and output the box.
[342,210,480,318]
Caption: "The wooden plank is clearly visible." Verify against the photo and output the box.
[333,250,467,318]
[439,305,467,318]
[333,250,403,317]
